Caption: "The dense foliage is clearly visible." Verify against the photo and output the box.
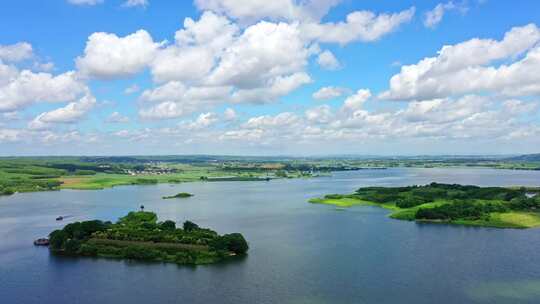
[351,183,540,222]
[48,211,249,265]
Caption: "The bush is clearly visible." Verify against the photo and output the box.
[395,196,430,208]
[1,188,15,195]
[79,244,98,256]
[123,246,161,260]
[210,233,249,255]
[415,201,489,221]
[183,221,199,232]
[49,230,68,250]
[160,220,176,230]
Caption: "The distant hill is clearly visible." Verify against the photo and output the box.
[508,154,540,162]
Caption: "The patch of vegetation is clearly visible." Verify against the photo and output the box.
[163,192,194,199]
[310,183,540,229]
[48,211,249,265]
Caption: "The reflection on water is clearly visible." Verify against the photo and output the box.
[1,168,540,304]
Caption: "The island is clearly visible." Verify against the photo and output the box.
[47,211,249,265]
[310,183,540,229]
[163,192,194,199]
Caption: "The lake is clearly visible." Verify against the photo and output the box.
[1,168,540,304]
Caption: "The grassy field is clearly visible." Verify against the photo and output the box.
[309,196,540,229]
[58,171,272,190]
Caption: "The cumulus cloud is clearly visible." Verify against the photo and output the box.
[0,128,23,142]
[305,104,333,124]
[151,12,238,83]
[106,112,130,123]
[380,24,540,100]
[502,99,540,115]
[29,94,96,129]
[208,21,309,88]
[76,30,161,79]
[185,112,219,130]
[424,1,467,28]
[342,89,371,112]
[218,94,540,150]
[0,42,33,62]
[69,6,416,120]
[0,62,87,112]
[312,86,348,100]
[301,7,415,45]
[138,81,230,120]
[194,0,341,23]
[223,108,237,121]
[317,50,340,70]
[242,112,300,129]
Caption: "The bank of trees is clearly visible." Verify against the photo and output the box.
[415,201,508,221]
[48,211,249,264]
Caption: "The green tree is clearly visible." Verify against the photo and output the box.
[183,221,199,232]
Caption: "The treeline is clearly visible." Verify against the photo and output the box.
[48,211,248,265]
[355,183,527,208]
[416,201,508,221]
[351,183,540,222]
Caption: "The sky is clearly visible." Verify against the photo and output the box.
[1,0,540,156]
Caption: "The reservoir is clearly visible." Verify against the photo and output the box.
[1,168,540,304]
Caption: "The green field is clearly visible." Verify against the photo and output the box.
[1,155,540,196]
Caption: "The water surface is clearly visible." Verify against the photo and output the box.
[1,168,540,304]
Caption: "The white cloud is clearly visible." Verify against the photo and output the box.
[122,0,148,8]
[29,94,96,129]
[76,30,160,79]
[243,112,300,129]
[0,128,23,142]
[194,0,341,23]
[317,50,340,70]
[223,108,237,121]
[33,61,55,72]
[301,7,415,45]
[424,2,467,28]
[217,94,540,150]
[0,63,87,112]
[185,112,219,130]
[151,12,238,83]
[0,42,33,62]
[502,99,539,115]
[69,8,415,121]
[342,89,371,112]
[208,21,309,88]
[312,86,347,100]
[106,112,130,123]
[380,24,540,100]
[67,0,104,5]
[138,81,230,120]
[124,84,140,94]
[305,104,333,124]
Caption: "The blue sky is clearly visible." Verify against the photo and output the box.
[1,0,540,156]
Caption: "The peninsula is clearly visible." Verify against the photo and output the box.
[310,183,540,229]
[48,211,249,265]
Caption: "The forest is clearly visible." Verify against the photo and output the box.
[48,211,249,265]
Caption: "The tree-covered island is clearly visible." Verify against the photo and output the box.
[310,183,540,229]
[163,192,194,199]
[48,211,248,265]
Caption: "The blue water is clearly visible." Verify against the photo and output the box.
[1,168,540,304]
